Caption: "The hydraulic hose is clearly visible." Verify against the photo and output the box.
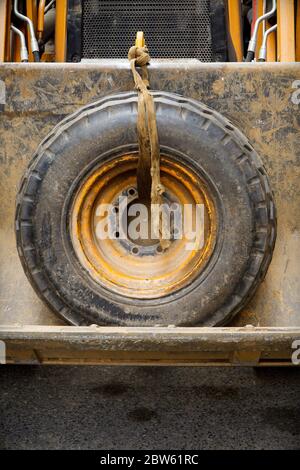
[258,24,277,61]
[11,25,29,62]
[246,0,277,61]
[245,50,255,62]
[13,0,40,61]
[33,51,40,62]
[37,0,46,43]
[37,1,55,54]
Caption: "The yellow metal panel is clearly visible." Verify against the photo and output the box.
[0,0,8,62]
[296,0,300,61]
[13,36,21,62]
[55,0,68,62]
[277,0,295,62]
[5,0,12,62]
[1,0,11,62]
[227,0,243,61]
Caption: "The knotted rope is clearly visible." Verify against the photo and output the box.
[128,43,170,249]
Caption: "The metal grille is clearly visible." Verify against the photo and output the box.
[82,0,213,61]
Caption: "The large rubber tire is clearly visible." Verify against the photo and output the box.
[15,92,276,326]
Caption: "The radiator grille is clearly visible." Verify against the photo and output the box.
[82,0,213,61]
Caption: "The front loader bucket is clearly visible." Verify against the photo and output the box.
[0,61,299,365]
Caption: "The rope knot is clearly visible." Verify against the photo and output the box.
[128,46,150,67]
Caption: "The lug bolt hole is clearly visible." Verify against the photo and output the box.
[128,187,136,196]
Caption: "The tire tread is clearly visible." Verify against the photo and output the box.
[15,91,276,326]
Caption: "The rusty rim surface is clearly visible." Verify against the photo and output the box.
[70,153,217,299]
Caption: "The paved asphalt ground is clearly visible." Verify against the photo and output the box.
[0,365,299,450]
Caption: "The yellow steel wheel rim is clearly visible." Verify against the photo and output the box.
[70,154,217,299]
